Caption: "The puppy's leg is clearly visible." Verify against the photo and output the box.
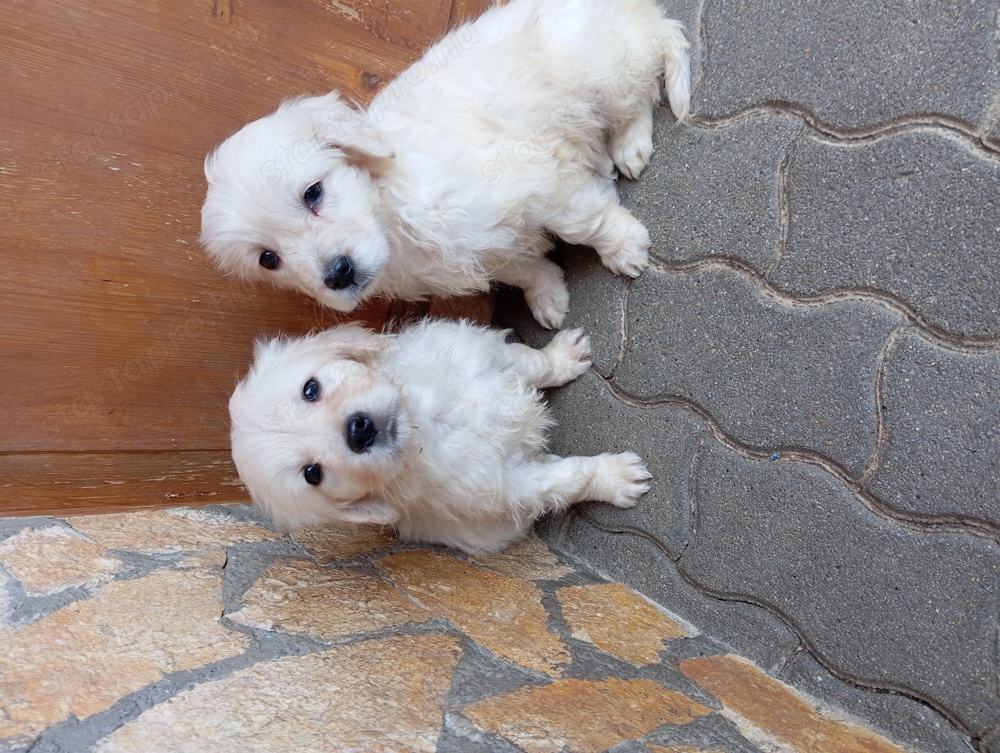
[512,453,651,514]
[494,255,570,330]
[501,328,592,389]
[601,17,690,179]
[546,179,650,278]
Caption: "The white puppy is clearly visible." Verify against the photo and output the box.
[201,0,690,328]
[229,319,651,554]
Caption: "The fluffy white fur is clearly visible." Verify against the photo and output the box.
[230,319,651,554]
[202,0,690,328]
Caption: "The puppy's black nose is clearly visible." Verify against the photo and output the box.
[345,412,378,453]
[324,255,355,290]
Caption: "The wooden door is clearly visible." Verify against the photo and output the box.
[0,0,491,516]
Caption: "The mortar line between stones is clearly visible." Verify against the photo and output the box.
[689,104,1000,160]
[776,644,806,681]
[683,433,713,560]
[594,372,1000,543]
[991,617,1000,741]
[695,0,709,92]
[980,6,1000,141]
[607,276,632,379]
[859,325,907,486]
[982,723,1000,753]
[570,508,974,740]
[544,507,582,555]
[763,143,793,277]
[978,88,1000,140]
[646,256,1000,351]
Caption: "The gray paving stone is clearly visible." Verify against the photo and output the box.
[866,327,1000,527]
[682,436,1000,735]
[695,0,1000,129]
[644,712,764,753]
[446,639,547,707]
[607,740,648,753]
[619,111,800,269]
[437,717,526,753]
[545,370,706,559]
[540,513,802,674]
[773,129,1000,340]
[780,650,976,753]
[615,266,903,476]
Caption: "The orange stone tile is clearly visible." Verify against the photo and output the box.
[227,558,430,639]
[464,677,713,753]
[0,566,248,742]
[471,534,575,581]
[65,507,283,553]
[0,526,124,596]
[376,550,570,676]
[678,655,905,753]
[291,523,397,562]
[94,634,462,753]
[557,582,688,665]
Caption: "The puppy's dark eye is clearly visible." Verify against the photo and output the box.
[302,378,320,402]
[303,464,323,485]
[304,182,323,212]
[259,250,280,270]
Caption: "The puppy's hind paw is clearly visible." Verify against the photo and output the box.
[603,452,652,509]
[543,328,592,385]
[525,280,570,330]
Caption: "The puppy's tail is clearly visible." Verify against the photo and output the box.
[656,18,691,122]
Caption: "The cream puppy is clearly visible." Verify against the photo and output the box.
[201,0,690,328]
[230,319,651,554]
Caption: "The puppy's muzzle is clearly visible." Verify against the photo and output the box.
[324,255,356,291]
[346,412,380,453]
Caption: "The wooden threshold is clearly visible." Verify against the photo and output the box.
[0,451,247,517]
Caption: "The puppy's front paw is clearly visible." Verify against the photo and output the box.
[601,452,652,508]
[602,220,650,279]
[611,124,654,181]
[525,279,570,330]
[544,328,592,384]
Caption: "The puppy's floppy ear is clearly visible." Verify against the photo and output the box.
[337,498,399,526]
[308,323,387,367]
[306,91,395,175]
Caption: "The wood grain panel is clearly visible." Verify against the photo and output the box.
[1,0,495,515]
[0,0,452,164]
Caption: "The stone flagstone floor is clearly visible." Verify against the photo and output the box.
[0,504,919,752]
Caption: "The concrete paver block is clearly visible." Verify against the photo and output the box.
[616,266,903,476]
[776,129,1000,340]
[695,0,1000,128]
[619,111,801,270]
[867,327,1000,526]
